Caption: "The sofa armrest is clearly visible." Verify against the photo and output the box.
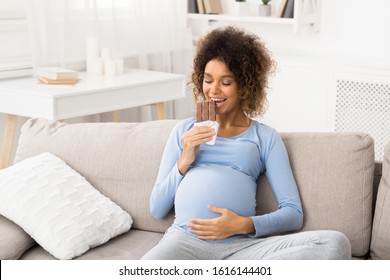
[371,142,390,259]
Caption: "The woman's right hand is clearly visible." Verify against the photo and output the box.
[177,126,215,175]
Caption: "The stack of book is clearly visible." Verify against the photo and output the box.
[276,0,295,18]
[188,0,223,14]
[35,67,79,85]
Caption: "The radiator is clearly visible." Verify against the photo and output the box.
[335,79,390,160]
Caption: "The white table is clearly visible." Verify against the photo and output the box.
[0,68,186,168]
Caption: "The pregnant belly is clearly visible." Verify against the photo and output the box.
[174,165,257,226]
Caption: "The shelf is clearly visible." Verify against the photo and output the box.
[187,13,294,25]
[187,0,321,35]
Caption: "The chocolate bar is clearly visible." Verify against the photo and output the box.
[196,100,216,122]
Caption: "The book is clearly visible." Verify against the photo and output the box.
[283,0,295,18]
[35,67,79,80]
[188,0,199,13]
[276,0,288,18]
[37,76,79,85]
[203,0,222,14]
[197,0,205,14]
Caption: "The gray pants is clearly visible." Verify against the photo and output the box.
[141,226,351,260]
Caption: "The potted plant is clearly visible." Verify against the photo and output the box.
[233,0,249,16]
[259,0,272,16]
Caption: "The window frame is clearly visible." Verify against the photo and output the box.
[0,0,32,79]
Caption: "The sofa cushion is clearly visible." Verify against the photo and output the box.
[256,133,374,257]
[19,229,163,260]
[0,152,132,259]
[370,141,390,259]
[14,118,177,234]
[0,215,35,259]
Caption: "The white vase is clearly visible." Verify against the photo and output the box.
[232,1,249,16]
[258,4,271,16]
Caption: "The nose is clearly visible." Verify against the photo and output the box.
[210,82,221,95]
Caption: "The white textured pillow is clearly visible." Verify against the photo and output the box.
[0,153,132,259]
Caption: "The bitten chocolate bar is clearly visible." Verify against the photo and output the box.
[196,100,216,122]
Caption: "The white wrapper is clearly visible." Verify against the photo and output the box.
[194,120,219,145]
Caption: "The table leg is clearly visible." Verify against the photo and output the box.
[155,102,167,120]
[0,114,17,169]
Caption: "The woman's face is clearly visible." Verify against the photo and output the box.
[202,59,241,117]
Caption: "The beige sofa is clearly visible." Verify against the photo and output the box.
[0,118,389,260]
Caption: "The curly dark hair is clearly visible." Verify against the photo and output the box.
[190,26,276,117]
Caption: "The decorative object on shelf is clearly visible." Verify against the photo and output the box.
[259,0,272,16]
[232,0,249,16]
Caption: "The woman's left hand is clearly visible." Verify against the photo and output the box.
[187,206,255,240]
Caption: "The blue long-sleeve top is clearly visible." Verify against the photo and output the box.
[150,117,303,240]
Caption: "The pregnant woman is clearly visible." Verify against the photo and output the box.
[141,26,351,260]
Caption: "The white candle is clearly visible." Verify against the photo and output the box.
[115,59,124,75]
[86,37,99,59]
[87,58,104,75]
[101,47,111,59]
[104,59,116,76]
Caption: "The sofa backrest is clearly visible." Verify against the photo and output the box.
[15,119,375,258]
[14,118,177,234]
[256,133,375,258]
